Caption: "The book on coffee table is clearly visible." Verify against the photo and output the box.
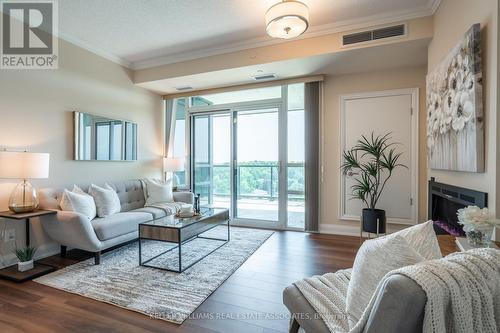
[455,237,499,252]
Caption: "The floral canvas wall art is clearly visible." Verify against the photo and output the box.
[426,24,484,172]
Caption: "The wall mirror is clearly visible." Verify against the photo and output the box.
[74,111,137,161]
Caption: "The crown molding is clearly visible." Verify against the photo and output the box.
[131,4,435,70]
[428,0,442,14]
[56,1,440,71]
[58,31,133,68]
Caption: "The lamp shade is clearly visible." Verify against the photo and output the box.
[265,0,309,39]
[0,152,50,179]
[163,157,184,172]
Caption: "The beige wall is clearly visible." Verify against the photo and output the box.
[0,39,163,267]
[427,0,498,240]
[320,66,428,234]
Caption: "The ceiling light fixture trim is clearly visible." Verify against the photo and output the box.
[265,0,309,39]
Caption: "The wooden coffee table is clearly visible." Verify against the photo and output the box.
[138,208,230,273]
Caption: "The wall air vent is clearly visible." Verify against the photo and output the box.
[252,73,277,81]
[175,86,193,91]
[342,24,406,46]
[373,24,406,40]
[342,31,372,45]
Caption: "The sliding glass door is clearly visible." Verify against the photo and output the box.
[234,107,280,226]
[187,83,305,230]
[192,112,231,209]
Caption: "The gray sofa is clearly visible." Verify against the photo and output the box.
[38,180,194,264]
[283,274,426,333]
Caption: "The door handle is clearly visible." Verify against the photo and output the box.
[347,171,358,177]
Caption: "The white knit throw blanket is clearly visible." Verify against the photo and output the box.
[294,269,351,332]
[295,248,500,333]
[146,202,183,215]
[352,248,500,333]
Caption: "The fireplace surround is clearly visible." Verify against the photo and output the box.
[428,178,488,236]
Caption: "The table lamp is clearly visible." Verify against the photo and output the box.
[0,151,50,213]
[163,157,184,190]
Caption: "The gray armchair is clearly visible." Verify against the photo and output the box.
[283,274,426,333]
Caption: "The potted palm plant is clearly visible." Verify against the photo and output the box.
[14,246,37,272]
[341,133,407,234]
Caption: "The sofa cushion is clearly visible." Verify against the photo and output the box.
[144,179,174,205]
[89,184,121,217]
[59,186,96,220]
[131,207,168,219]
[38,188,65,210]
[107,180,146,212]
[91,212,152,241]
[387,220,442,260]
[346,235,425,328]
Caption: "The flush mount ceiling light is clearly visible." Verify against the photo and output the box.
[265,0,309,39]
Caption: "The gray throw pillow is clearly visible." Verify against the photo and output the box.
[346,235,425,328]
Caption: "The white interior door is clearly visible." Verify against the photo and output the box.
[340,89,418,225]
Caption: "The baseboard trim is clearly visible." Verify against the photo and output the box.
[319,224,359,237]
[319,222,411,237]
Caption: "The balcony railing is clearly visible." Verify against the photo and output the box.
[193,162,304,202]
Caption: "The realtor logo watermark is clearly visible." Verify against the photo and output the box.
[1,0,58,69]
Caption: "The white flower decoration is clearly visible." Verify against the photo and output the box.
[431,111,440,133]
[427,134,435,151]
[439,114,452,134]
[463,72,474,91]
[462,54,471,71]
[443,90,455,116]
[451,92,474,131]
[457,206,497,233]
[447,70,457,91]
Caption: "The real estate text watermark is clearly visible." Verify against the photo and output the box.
[1,0,58,69]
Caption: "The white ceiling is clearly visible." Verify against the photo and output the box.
[58,0,439,69]
[138,38,429,94]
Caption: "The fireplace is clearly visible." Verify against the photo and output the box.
[428,178,488,236]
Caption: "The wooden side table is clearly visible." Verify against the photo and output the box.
[0,209,57,282]
[437,235,500,256]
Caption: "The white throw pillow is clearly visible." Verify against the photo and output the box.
[388,220,442,260]
[346,235,425,328]
[73,185,88,196]
[144,179,174,205]
[88,183,121,217]
[59,186,96,220]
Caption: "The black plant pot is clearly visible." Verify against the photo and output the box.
[362,208,386,234]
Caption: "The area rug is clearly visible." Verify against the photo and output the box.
[35,226,273,324]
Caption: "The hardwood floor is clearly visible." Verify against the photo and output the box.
[0,232,459,333]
